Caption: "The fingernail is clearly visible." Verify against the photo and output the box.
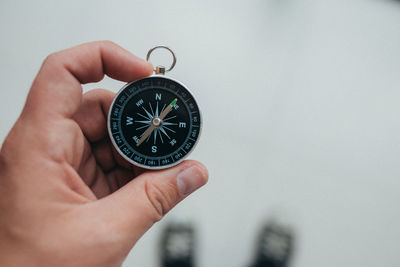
[177,166,208,196]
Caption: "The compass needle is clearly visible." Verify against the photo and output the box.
[157,98,177,120]
[136,124,156,146]
[135,98,176,147]
[160,104,167,114]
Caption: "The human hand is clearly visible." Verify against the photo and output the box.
[0,41,208,267]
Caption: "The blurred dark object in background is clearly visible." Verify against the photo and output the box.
[249,219,295,267]
[159,217,295,267]
[160,222,196,267]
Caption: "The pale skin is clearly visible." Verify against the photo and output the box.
[0,41,208,267]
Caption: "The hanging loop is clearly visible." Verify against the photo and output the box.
[146,46,177,74]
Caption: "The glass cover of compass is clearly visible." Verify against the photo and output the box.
[108,76,201,169]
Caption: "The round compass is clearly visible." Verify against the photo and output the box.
[108,48,201,169]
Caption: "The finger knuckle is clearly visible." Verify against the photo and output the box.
[99,40,117,48]
[0,135,13,155]
[0,124,24,160]
[43,52,60,66]
[144,180,179,222]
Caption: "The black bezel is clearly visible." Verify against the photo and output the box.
[108,76,201,169]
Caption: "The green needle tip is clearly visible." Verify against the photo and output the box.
[170,98,177,106]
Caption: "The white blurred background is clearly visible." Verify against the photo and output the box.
[1,0,400,266]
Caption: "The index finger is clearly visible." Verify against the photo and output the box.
[23,41,153,119]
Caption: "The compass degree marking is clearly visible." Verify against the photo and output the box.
[109,76,201,169]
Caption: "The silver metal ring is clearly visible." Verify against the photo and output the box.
[146,46,177,73]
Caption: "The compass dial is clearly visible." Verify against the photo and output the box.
[108,76,201,169]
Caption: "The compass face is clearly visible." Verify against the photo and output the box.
[108,76,201,169]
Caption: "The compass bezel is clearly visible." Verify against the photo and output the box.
[107,75,202,170]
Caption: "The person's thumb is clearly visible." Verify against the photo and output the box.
[95,160,208,243]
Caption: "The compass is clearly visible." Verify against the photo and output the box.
[108,46,201,169]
